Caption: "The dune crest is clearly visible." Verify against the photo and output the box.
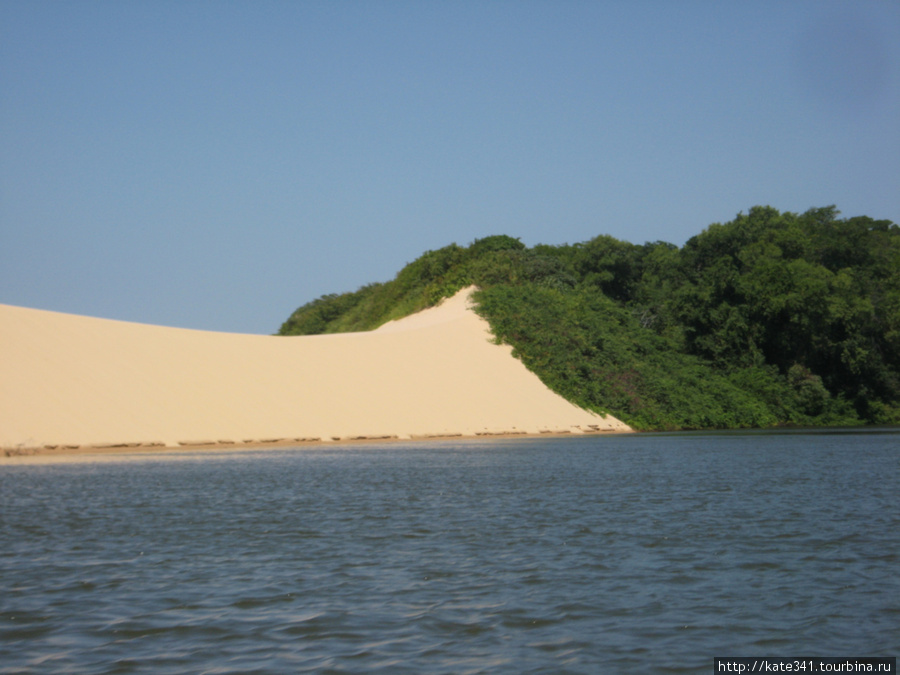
[0,287,631,455]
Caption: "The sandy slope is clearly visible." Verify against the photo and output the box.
[0,287,630,454]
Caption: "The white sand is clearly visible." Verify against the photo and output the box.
[1,287,631,456]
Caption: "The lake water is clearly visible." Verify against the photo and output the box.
[1,430,897,674]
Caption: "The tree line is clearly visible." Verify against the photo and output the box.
[278,206,899,430]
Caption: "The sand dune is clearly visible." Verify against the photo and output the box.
[0,287,631,455]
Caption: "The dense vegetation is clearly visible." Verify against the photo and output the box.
[278,207,900,430]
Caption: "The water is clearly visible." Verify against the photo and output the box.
[1,430,897,674]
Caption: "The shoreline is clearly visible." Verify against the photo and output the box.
[1,427,633,463]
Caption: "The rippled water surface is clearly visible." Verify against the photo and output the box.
[1,430,898,673]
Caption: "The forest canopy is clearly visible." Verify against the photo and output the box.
[278,207,900,430]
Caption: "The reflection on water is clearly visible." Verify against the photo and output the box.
[1,430,898,674]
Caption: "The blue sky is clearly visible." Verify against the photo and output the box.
[2,1,898,334]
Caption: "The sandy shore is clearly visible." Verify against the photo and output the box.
[1,287,631,459]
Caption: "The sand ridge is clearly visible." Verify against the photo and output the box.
[1,287,631,456]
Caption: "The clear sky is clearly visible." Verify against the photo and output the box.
[2,1,898,334]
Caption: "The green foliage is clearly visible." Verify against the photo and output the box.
[571,235,645,302]
[277,284,383,335]
[278,243,470,334]
[277,237,571,334]
[278,207,900,430]
[472,284,781,430]
[467,234,526,255]
[787,364,830,416]
[669,206,900,419]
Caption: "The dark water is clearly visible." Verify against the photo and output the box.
[1,430,898,674]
